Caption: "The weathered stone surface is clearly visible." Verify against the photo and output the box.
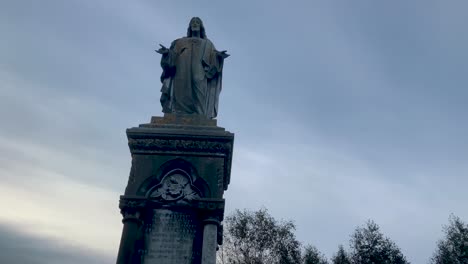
[125,121,234,194]
[151,114,217,127]
[201,222,217,264]
[116,114,234,264]
[156,17,229,119]
[143,209,202,264]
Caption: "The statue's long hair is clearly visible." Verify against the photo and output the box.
[186,17,207,39]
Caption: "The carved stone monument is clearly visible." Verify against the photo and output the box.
[116,17,233,264]
[157,17,229,119]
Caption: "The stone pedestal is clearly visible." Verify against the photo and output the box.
[116,114,234,264]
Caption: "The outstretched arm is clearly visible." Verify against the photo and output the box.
[155,44,169,54]
[217,50,230,59]
[157,43,175,81]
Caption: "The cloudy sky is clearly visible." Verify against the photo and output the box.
[1,0,467,263]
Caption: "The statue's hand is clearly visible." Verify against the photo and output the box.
[156,44,169,54]
[217,50,230,59]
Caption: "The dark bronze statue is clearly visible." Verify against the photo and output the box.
[156,17,229,119]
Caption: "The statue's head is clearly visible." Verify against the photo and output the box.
[187,17,206,39]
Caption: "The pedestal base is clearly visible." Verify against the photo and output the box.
[116,114,234,264]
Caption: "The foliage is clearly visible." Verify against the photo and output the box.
[430,215,468,264]
[331,245,351,264]
[218,208,302,264]
[303,245,329,264]
[349,220,409,264]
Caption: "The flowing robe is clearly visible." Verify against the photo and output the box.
[160,37,224,119]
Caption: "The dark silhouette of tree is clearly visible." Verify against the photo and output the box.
[430,215,468,264]
[331,245,351,264]
[218,208,302,264]
[349,220,409,264]
[303,245,329,264]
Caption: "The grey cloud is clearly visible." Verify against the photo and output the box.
[0,66,136,190]
[225,143,466,263]
[1,1,468,264]
[0,222,111,264]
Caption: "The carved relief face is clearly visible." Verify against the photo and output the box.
[190,18,201,32]
[161,174,188,200]
[148,170,201,202]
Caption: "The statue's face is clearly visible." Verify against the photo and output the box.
[190,18,201,32]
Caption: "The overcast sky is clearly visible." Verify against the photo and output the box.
[1,0,468,263]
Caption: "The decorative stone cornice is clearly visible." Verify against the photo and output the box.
[127,137,232,155]
[126,127,234,190]
[193,198,225,211]
[120,196,225,214]
[119,196,147,210]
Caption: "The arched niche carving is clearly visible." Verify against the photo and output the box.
[136,158,210,198]
[146,169,201,203]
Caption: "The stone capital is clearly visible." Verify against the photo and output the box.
[203,217,221,226]
[119,196,147,224]
[120,209,141,224]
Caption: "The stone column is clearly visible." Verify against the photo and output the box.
[116,209,141,264]
[202,218,219,264]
